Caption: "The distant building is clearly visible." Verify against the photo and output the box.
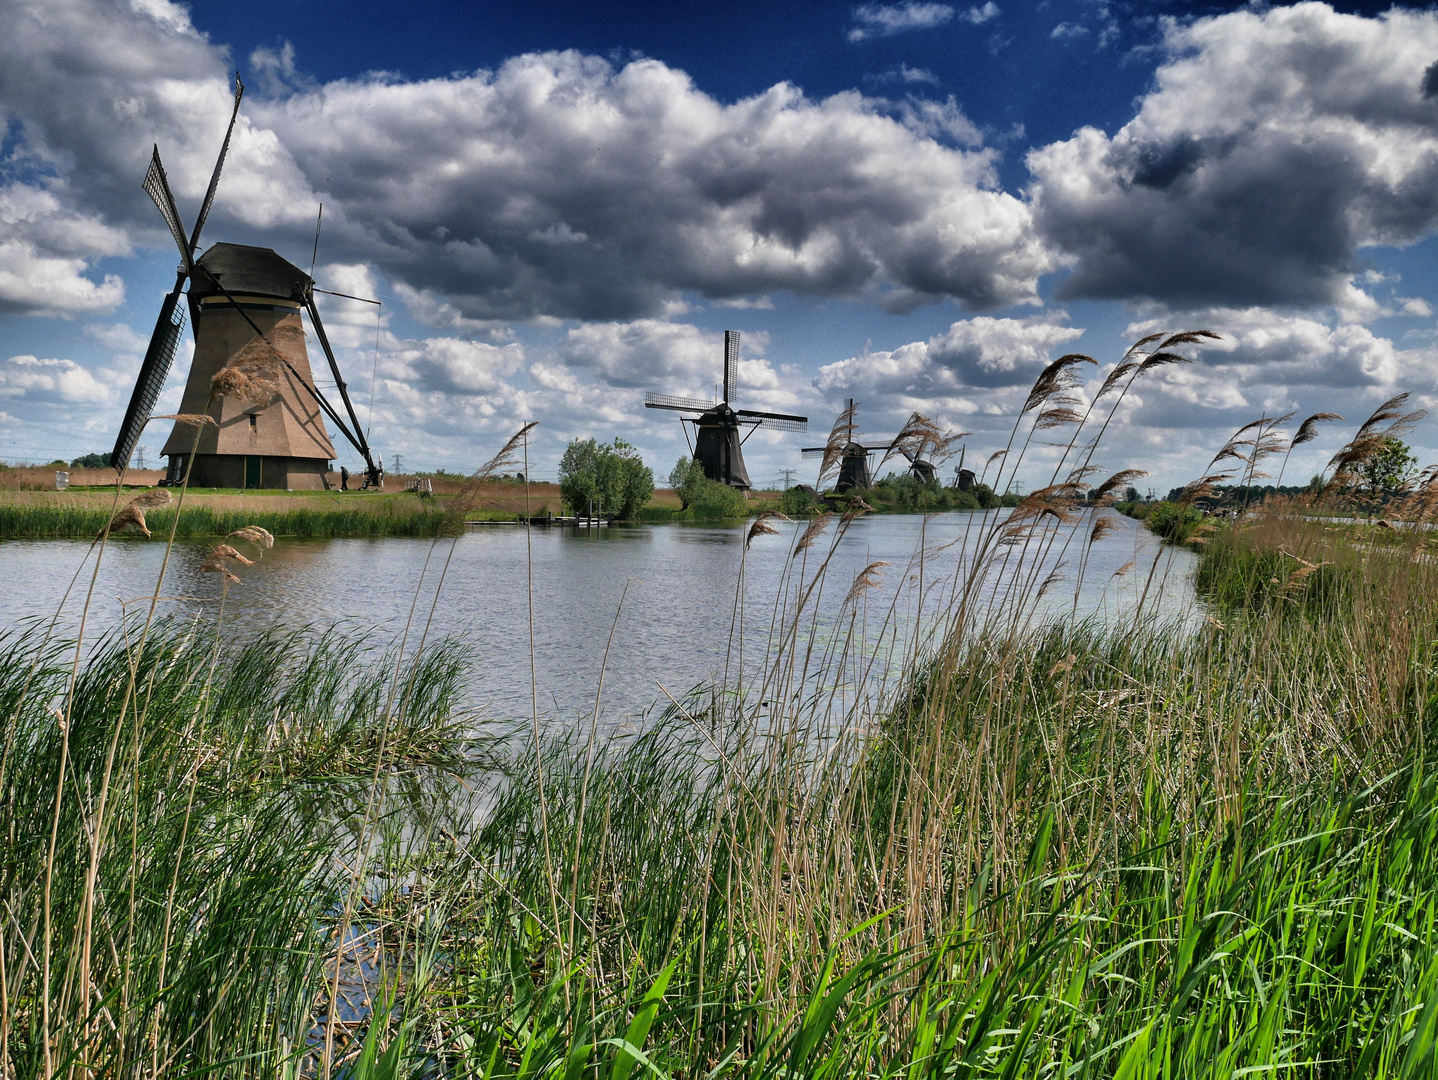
[954,468,976,491]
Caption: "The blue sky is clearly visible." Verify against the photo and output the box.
[3,0,1438,490]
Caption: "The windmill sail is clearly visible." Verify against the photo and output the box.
[110,293,185,470]
[188,75,244,254]
[723,330,740,404]
[646,391,714,412]
[736,408,807,432]
[142,147,191,272]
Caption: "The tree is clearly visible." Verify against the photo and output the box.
[668,456,707,509]
[558,438,655,520]
[1360,437,1417,496]
[70,452,111,469]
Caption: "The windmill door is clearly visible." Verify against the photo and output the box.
[245,456,261,489]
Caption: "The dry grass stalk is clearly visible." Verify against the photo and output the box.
[818,402,859,487]
[745,511,789,550]
[843,561,889,606]
[1112,560,1135,577]
[840,498,874,526]
[793,513,833,557]
[97,489,173,539]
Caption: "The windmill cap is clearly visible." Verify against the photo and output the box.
[192,242,311,302]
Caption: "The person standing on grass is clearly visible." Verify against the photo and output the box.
[340,466,349,491]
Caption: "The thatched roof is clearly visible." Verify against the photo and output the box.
[192,243,310,302]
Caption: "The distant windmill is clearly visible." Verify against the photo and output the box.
[644,330,807,489]
[109,74,380,490]
[896,448,936,484]
[803,399,894,492]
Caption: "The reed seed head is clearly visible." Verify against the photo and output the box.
[843,560,889,605]
[97,488,173,539]
[1291,412,1343,447]
[227,525,275,550]
[745,510,789,549]
[793,513,833,556]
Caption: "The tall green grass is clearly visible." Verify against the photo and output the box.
[0,503,458,539]
[0,622,476,1076]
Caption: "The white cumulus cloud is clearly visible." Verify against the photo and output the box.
[1028,3,1438,312]
[847,2,955,41]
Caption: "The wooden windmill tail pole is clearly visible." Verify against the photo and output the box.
[304,294,379,478]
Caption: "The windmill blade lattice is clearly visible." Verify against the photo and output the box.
[110,295,186,471]
[646,391,714,412]
[142,148,191,272]
[723,330,740,404]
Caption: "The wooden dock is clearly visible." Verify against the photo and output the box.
[465,515,610,528]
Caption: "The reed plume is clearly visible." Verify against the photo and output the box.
[745,510,789,549]
[449,422,540,519]
[880,412,965,471]
[843,560,889,606]
[817,401,858,487]
[793,513,833,556]
[97,488,172,540]
[1325,395,1427,492]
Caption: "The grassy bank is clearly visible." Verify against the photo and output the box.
[0,501,459,538]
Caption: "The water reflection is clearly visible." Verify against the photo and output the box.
[0,511,1195,725]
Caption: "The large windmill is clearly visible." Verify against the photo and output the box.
[109,75,380,490]
[644,330,807,490]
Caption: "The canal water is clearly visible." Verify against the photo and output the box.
[0,511,1195,726]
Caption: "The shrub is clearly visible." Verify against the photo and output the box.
[685,476,747,518]
[1145,500,1204,543]
[780,485,821,516]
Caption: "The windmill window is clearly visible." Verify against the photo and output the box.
[249,413,257,429]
